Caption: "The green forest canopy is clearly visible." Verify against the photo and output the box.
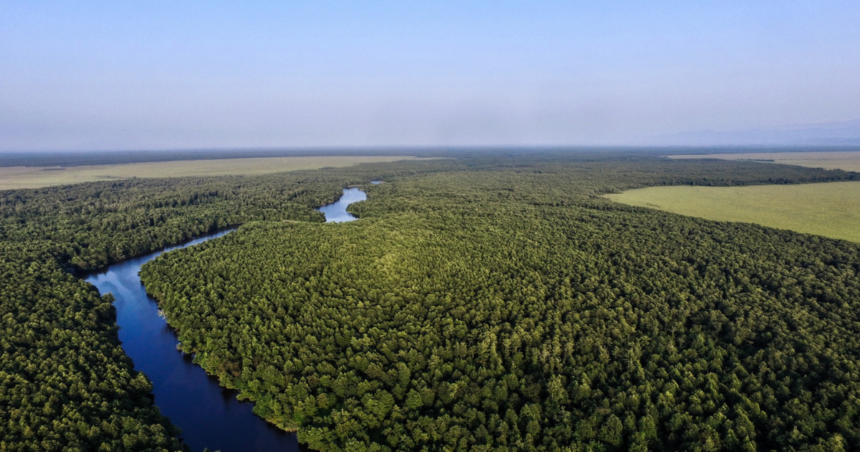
[2,152,859,451]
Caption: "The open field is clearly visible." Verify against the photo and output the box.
[605,181,860,243]
[668,151,860,172]
[0,156,422,190]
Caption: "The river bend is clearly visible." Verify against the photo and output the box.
[85,187,365,451]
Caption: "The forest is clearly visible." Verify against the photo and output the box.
[2,152,860,451]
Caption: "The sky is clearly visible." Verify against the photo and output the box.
[2,1,860,150]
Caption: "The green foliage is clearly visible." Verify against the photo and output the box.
[135,158,860,451]
[0,254,185,451]
[0,170,379,451]
[1,153,855,450]
[606,181,860,244]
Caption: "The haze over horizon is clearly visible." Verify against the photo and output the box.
[2,1,859,151]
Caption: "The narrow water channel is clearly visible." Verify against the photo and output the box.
[85,187,366,452]
[316,186,367,222]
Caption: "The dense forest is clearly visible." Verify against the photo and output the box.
[0,164,392,451]
[137,156,858,451]
[1,153,858,451]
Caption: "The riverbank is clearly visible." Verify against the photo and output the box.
[85,187,367,451]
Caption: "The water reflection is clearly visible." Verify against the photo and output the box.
[84,186,370,451]
[316,187,367,223]
[85,231,305,452]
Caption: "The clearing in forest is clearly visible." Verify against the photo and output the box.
[668,151,860,172]
[605,181,860,243]
[0,155,423,190]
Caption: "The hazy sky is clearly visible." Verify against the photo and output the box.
[2,1,859,150]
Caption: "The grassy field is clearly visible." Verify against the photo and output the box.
[0,156,422,190]
[668,151,860,172]
[605,181,860,243]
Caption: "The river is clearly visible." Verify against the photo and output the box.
[315,186,367,222]
[85,187,366,452]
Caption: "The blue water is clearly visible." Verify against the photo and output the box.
[316,187,367,223]
[86,230,305,452]
[84,188,366,451]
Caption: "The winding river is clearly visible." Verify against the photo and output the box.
[315,186,366,222]
[85,187,367,452]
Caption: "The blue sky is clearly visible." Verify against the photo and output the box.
[2,1,859,150]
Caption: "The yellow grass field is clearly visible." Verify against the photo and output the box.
[668,151,860,172]
[0,156,422,190]
[605,181,860,243]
